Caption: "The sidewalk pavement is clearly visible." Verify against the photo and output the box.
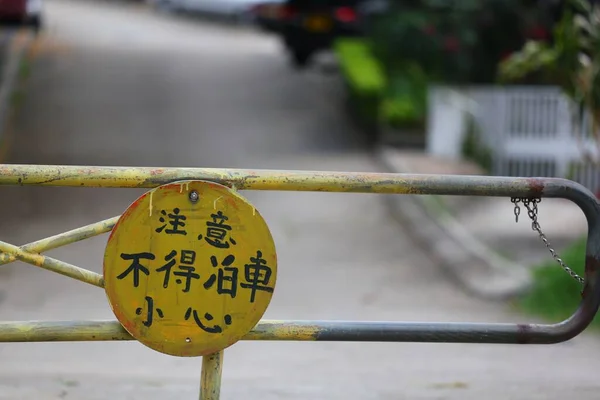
[377,147,588,300]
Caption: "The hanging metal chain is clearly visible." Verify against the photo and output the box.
[511,197,585,285]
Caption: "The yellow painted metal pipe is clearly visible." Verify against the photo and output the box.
[200,351,223,400]
[0,164,421,193]
[0,216,119,266]
[0,240,104,288]
[0,318,586,345]
[0,320,131,341]
[0,320,322,342]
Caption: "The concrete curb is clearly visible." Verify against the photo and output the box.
[375,146,533,301]
[0,29,34,161]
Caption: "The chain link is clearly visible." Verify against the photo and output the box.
[511,197,585,285]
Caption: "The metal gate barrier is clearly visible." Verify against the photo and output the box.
[0,164,599,399]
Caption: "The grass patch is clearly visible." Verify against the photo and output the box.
[516,237,598,327]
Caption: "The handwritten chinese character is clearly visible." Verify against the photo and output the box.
[156,208,187,235]
[136,296,164,327]
[118,252,155,288]
[184,307,232,333]
[203,254,238,298]
[197,211,236,248]
[156,250,200,293]
[240,250,274,303]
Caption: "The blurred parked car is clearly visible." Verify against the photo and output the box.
[274,0,367,69]
[151,0,264,24]
[0,0,43,32]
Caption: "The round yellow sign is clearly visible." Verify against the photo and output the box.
[103,180,277,357]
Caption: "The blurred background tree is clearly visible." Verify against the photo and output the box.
[499,0,600,164]
[367,0,551,85]
[336,0,558,132]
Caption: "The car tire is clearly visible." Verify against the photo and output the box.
[289,48,312,69]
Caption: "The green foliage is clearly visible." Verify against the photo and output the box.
[499,5,581,90]
[334,38,386,96]
[499,0,600,116]
[334,37,427,130]
[334,38,387,125]
[380,97,422,129]
[499,0,600,165]
[497,41,559,84]
[335,38,425,131]
[368,0,539,85]
[370,5,477,84]
[379,63,428,129]
[338,0,554,133]
[516,237,600,328]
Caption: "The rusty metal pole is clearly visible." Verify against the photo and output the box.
[200,350,223,400]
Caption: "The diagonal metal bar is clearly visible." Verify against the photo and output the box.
[0,240,104,288]
[0,216,119,266]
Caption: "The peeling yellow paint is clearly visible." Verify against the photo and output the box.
[179,182,189,193]
[201,351,223,400]
[243,320,320,341]
[148,188,155,216]
[0,165,465,195]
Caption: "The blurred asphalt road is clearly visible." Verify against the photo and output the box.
[0,1,599,399]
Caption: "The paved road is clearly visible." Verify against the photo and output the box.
[0,1,599,399]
